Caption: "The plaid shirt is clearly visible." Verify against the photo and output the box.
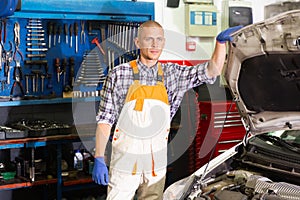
[96,59,216,126]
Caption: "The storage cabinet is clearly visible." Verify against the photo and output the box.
[188,101,246,173]
[0,99,106,199]
[0,134,100,199]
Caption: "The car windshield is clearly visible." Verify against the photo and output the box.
[260,130,300,151]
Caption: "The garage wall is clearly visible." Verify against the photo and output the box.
[143,0,279,61]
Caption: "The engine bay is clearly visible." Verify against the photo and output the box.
[185,132,300,200]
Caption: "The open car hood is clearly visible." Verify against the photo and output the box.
[225,9,300,135]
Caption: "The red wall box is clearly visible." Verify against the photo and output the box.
[189,100,246,173]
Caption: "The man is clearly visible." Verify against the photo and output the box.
[92,20,241,199]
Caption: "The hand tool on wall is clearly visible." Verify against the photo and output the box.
[26,43,46,46]
[62,58,67,86]
[30,148,35,182]
[124,23,129,50]
[26,47,48,52]
[64,23,69,44]
[74,22,78,53]
[25,60,48,65]
[31,74,36,93]
[114,24,119,46]
[28,19,42,26]
[14,22,21,46]
[87,21,97,36]
[2,41,13,85]
[80,21,86,44]
[111,50,115,70]
[91,37,105,55]
[112,23,117,44]
[13,22,24,61]
[69,24,73,48]
[55,58,61,83]
[107,47,111,70]
[26,37,45,41]
[26,25,43,29]
[10,60,25,98]
[53,24,57,46]
[1,80,5,91]
[122,24,126,49]
[28,29,44,33]
[58,25,62,44]
[31,70,41,93]
[25,74,29,94]
[100,25,107,63]
[128,23,133,52]
[76,49,105,87]
[40,74,45,93]
[116,24,122,46]
[107,24,112,42]
[47,22,53,48]
[12,22,25,95]
[27,33,45,38]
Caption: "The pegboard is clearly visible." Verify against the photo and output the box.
[0,18,141,100]
[0,17,101,99]
[0,0,154,102]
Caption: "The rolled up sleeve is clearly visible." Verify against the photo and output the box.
[196,61,216,85]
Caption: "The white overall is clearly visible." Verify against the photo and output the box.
[107,60,170,199]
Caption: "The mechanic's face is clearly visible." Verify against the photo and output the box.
[135,26,165,63]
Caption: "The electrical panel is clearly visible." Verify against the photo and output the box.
[185,4,218,37]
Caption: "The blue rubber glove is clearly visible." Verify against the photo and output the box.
[92,157,109,185]
[216,25,243,43]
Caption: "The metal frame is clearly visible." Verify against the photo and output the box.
[12,0,155,21]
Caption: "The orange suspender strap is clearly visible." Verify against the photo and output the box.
[157,63,163,83]
[129,60,139,81]
[129,60,164,83]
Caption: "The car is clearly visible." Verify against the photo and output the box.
[164,9,300,200]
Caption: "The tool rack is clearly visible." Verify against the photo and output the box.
[0,0,154,102]
[0,1,154,199]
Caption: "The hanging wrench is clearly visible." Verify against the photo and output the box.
[80,20,86,44]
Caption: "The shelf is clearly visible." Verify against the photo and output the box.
[0,134,94,144]
[0,143,25,150]
[0,97,100,107]
[0,173,94,191]
[11,0,154,21]
[0,178,65,190]
[63,176,93,187]
[0,134,95,148]
[0,182,27,190]
[0,135,95,193]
